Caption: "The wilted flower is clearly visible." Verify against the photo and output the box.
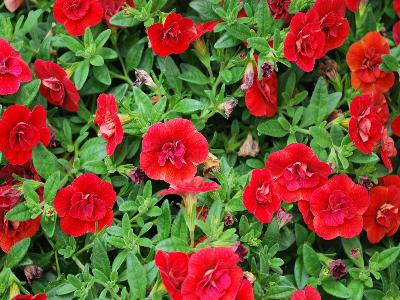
[359,176,374,190]
[203,152,220,178]
[218,99,237,118]
[260,61,274,79]
[24,265,44,285]
[244,271,256,284]
[133,69,157,89]
[240,61,254,92]
[276,208,292,228]
[232,242,248,262]
[196,206,209,222]
[318,56,340,82]
[326,109,343,123]
[129,167,146,184]
[238,134,260,158]
[328,259,347,279]
[350,247,360,258]
[224,214,234,226]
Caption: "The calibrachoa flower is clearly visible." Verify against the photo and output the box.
[346,32,395,93]
[395,0,400,17]
[53,173,116,237]
[160,176,219,197]
[392,115,400,137]
[0,105,51,165]
[99,0,135,28]
[53,0,104,36]
[12,294,47,300]
[140,118,209,184]
[0,38,32,95]
[380,128,397,171]
[312,0,350,53]
[363,184,400,244]
[328,259,347,279]
[265,143,332,203]
[344,0,361,12]
[147,13,218,57]
[283,10,325,72]
[243,168,281,223]
[291,286,321,300]
[34,59,80,112]
[298,200,315,231]
[309,174,369,240]
[236,279,255,300]
[94,94,124,156]
[393,21,400,46]
[268,0,291,21]
[370,92,390,125]
[349,94,383,154]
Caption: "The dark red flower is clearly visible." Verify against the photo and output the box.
[232,242,248,262]
[99,0,135,27]
[53,0,104,36]
[0,38,32,95]
[346,32,395,93]
[140,118,209,184]
[0,105,51,165]
[328,259,347,279]
[34,59,80,112]
[298,200,315,231]
[155,250,190,300]
[236,279,255,300]
[344,0,361,12]
[0,162,40,184]
[363,185,400,244]
[160,176,219,197]
[245,66,278,117]
[268,0,291,21]
[392,115,400,137]
[394,0,400,17]
[349,94,383,154]
[94,94,124,156]
[0,184,41,253]
[312,0,350,53]
[129,167,146,184]
[265,143,331,203]
[284,10,325,72]
[310,174,369,240]
[53,173,116,237]
[393,21,400,46]
[380,128,397,171]
[291,286,321,300]
[243,168,281,223]
[12,294,46,300]
[181,247,244,299]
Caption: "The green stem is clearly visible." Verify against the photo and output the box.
[72,255,85,271]
[94,279,122,300]
[75,242,94,256]
[110,71,133,85]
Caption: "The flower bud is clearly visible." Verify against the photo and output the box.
[194,38,207,57]
[328,259,347,279]
[224,214,234,226]
[260,61,274,79]
[240,61,254,92]
[359,176,374,190]
[203,153,220,178]
[24,265,44,285]
[129,167,146,184]
[218,99,237,119]
[244,271,256,283]
[238,134,260,158]
[133,69,157,89]
[232,242,248,262]
[276,208,292,229]
[318,56,340,82]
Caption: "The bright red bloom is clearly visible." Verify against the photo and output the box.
[370,92,389,125]
[0,39,32,95]
[243,169,281,223]
[298,200,315,231]
[265,143,331,203]
[12,294,47,300]
[0,105,51,165]
[310,174,369,240]
[394,0,400,17]
[392,115,400,137]
[236,279,255,300]
[268,0,291,21]
[99,0,135,27]
[181,247,244,300]
[140,118,208,184]
[34,59,80,112]
[53,174,116,237]
[346,32,395,93]
[155,250,190,300]
[379,174,400,187]
[291,286,321,300]
[160,176,219,197]
[284,10,325,72]
[94,94,124,156]
[312,0,350,53]
[344,0,361,12]
[363,185,400,244]
[53,0,104,36]
[393,21,400,46]
[380,128,397,171]
[349,94,383,154]
[245,66,278,117]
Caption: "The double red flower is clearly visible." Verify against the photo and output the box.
[34,59,80,112]
[392,115,400,137]
[0,39,32,95]
[12,294,46,300]
[53,174,116,237]
[99,0,135,28]
[0,105,51,165]
[291,286,321,300]
[344,0,361,12]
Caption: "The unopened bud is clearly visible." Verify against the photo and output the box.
[240,62,254,92]
[238,134,260,158]
[218,99,237,118]
[129,167,146,184]
[260,61,274,79]
[203,153,220,178]
[134,69,157,89]
[24,265,43,285]
[244,271,256,283]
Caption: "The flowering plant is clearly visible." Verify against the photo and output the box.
[1,0,400,299]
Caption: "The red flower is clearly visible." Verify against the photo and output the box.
[12,294,46,300]
[363,185,400,244]
[160,176,219,197]
[0,38,32,95]
[181,247,244,299]
[53,174,116,237]
[155,250,190,300]
[312,0,350,53]
[379,175,400,187]
[34,59,80,112]
[393,21,400,46]
[380,128,397,171]
[346,32,395,93]
[0,162,40,184]
[236,279,255,300]
[0,184,41,253]
[349,94,383,154]
[140,118,208,184]
[265,143,331,203]
[394,0,400,17]
[147,13,217,57]
[243,169,281,223]
[298,200,315,231]
[284,10,325,72]
[392,115,400,137]
[370,92,389,125]
[344,0,361,12]
[0,105,51,165]
[99,0,135,28]
[268,0,291,21]
[4,0,25,12]
[291,286,321,300]
[310,174,369,240]
[53,0,104,36]
[94,94,124,156]
[245,66,278,117]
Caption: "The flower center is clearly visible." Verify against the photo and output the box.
[320,190,355,226]
[376,203,398,228]
[43,77,63,92]
[0,59,22,76]
[196,266,231,299]
[158,140,186,168]
[361,49,380,71]
[163,22,181,40]
[256,183,273,204]
[63,0,90,20]
[9,122,40,150]
[99,113,116,139]
[282,162,318,191]
[69,192,107,221]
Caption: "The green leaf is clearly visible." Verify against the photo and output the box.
[15,79,41,106]
[258,119,288,137]
[126,252,147,299]
[44,172,60,204]
[79,138,107,163]
[322,280,352,299]
[381,54,399,72]
[369,247,400,271]
[41,214,56,237]
[341,237,364,268]
[59,35,84,52]
[110,11,140,27]
[173,99,204,114]
[348,280,364,300]
[126,43,145,71]
[225,24,252,42]
[90,55,104,66]
[95,29,111,48]
[309,126,332,148]
[179,64,209,85]
[294,257,308,289]
[302,244,321,276]
[349,151,380,164]
[5,239,30,268]
[5,202,31,221]
[73,60,90,90]
[91,238,111,277]
[32,143,64,179]
[265,286,296,299]
[256,0,272,36]
[214,33,241,49]
[93,64,111,85]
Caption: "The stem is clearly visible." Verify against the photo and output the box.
[75,242,94,256]
[72,255,85,271]
[109,71,133,85]
[94,279,122,300]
